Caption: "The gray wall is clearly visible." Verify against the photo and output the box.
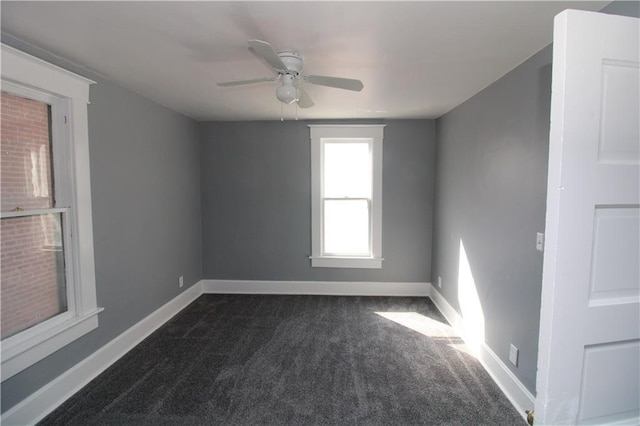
[200,120,435,283]
[431,0,640,397]
[1,36,202,412]
[602,0,640,18]
[431,45,552,394]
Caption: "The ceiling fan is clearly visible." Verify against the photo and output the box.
[217,40,364,108]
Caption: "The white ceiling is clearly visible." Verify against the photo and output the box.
[1,1,609,121]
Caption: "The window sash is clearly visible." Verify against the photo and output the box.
[1,81,73,208]
[0,207,77,328]
[322,140,373,199]
[322,198,371,257]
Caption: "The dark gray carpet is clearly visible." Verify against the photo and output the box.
[40,294,524,425]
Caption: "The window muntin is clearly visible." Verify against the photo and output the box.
[310,125,384,269]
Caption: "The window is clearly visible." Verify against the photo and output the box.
[1,93,66,340]
[309,125,384,268]
[1,44,101,380]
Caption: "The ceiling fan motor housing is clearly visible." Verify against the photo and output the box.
[278,52,303,75]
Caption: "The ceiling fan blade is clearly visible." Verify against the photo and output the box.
[248,39,287,73]
[297,86,314,108]
[305,75,364,91]
[217,77,275,87]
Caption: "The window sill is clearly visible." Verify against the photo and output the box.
[310,256,383,269]
[1,308,103,381]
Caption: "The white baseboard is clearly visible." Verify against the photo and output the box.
[479,342,535,423]
[428,284,534,423]
[1,282,204,426]
[201,279,431,297]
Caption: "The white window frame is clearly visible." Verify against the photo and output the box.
[1,44,102,381]
[309,124,384,269]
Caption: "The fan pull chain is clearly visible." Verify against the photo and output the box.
[295,101,298,121]
[280,102,284,122]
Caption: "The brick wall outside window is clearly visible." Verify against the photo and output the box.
[1,92,66,340]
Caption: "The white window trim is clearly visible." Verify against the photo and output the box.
[309,124,384,269]
[1,44,102,381]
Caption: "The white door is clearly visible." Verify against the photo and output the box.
[536,9,640,425]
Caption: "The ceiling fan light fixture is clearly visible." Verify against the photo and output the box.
[276,76,298,104]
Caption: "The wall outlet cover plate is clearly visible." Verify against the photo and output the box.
[509,344,519,366]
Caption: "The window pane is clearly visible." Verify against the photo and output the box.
[1,213,67,339]
[324,199,370,255]
[1,91,54,212]
[324,141,371,198]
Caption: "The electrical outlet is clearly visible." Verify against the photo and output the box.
[509,344,519,367]
[437,276,442,289]
[179,276,184,288]
[536,232,544,252]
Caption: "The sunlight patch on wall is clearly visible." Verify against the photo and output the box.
[457,239,486,357]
